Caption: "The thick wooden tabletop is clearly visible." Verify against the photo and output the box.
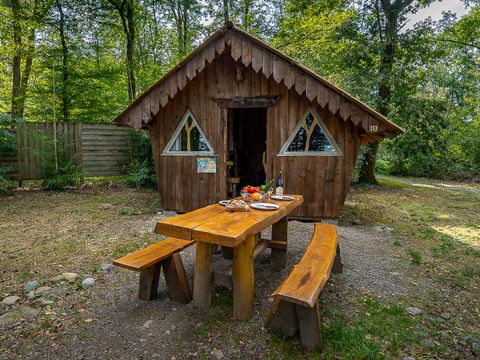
[155,195,303,247]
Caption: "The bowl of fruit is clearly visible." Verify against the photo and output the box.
[241,180,274,202]
[241,185,262,202]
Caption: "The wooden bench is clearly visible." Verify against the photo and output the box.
[266,223,342,350]
[113,238,195,303]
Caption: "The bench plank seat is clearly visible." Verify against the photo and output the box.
[113,238,195,271]
[113,237,195,303]
[267,223,341,350]
[272,224,337,308]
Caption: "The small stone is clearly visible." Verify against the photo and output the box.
[389,272,400,276]
[211,348,224,360]
[43,288,62,300]
[0,302,4,315]
[440,313,451,320]
[62,272,78,282]
[35,286,52,296]
[100,264,113,272]
[0,306,38,326]
[438,331,449,340]
[82,278,95,288]
[405,307,422,316]
[142,320,154,328]
[27,291,36,300]
[32,298,54,306]
[374,224,392,232]
[2,296,21,306]
[419,338,436,349]
[472,340,480,356]
[24,281,39,292]
[50,275,65,282]
[352,219,361,225]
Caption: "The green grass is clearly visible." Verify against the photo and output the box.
[409,250,422,265]
[269,296,420,359]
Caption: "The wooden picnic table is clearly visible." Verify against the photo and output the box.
[154,195,303,319]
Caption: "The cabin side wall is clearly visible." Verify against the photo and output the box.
[149,53,360,218]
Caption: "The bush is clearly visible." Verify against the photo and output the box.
[42,160,85,190]
[126,130,157,188]
[0,174,15,194]
[126,159,157,188]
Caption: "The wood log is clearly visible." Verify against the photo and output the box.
[232,234,255,319]
[193,242,213,306]
[271,217,288,269]
[162,253,192,304]
[138,263,161,300]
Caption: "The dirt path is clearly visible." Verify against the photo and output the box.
[1,183,479,359]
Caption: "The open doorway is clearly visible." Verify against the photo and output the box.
[227,108,267,197]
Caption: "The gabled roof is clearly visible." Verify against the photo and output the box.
[112,22,403,140]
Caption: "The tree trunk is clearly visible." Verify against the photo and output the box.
[56,0,69,121]
[11,0,22,120]
[11,0,37,121]
[357,0,406,185]
[126,2,136,101]
[109,0,136,101]
[223,0,229,22]
[357,142,380,184]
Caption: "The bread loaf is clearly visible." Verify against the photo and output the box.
[225,199,250,212]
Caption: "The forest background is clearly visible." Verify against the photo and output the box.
[0,0,479,184]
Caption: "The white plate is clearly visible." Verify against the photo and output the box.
[250,202,280,211]
[271,195,294,201]
[219,200,230,206]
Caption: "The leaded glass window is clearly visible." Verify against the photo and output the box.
[163,110,214,155]
[279,110,341,156]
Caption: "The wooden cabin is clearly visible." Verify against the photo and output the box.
[113,22,403,220]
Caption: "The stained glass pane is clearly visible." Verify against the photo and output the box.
[309,124,334,152]
[283,112,337,154]
[190,126,210,151]
[305,113,314,129]
[166,112,213,153]
[287,127,307,152]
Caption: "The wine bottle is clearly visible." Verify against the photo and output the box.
[276,171,284,195]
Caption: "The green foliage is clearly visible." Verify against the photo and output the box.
[126,130,157,188]
[0,172,16,194]
[409,250,422,265]
[42,160,85,190]
[0,0,479,181]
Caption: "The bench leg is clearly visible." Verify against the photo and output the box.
[266,300,298,337]
[296,302,322,350]
[232,234,255,320]
[138,263,161,300]
[162,253,192,304]
[271,217,288,269]
[193,241,213,307]
[220,246,233,259]
[332,243,343,274]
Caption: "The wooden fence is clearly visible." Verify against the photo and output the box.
[0,122,133,180]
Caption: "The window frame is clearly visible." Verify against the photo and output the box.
[278,108,343,157]
[162,109,215,156]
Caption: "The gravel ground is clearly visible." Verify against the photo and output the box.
[1,213,439,359]
[1,181,478,359]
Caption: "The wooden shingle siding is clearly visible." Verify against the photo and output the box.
[114,25,402,140]
[149,53,359,218]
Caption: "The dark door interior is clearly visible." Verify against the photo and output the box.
[227,108,267,197]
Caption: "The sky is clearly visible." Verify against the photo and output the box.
[405,0,470,29]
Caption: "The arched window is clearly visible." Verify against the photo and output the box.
[163,110,214,155]
[279,109,342,156]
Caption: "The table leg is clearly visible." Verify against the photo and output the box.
[193,241,213,307]
[232,234,255,320]
[271,217,288,269]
